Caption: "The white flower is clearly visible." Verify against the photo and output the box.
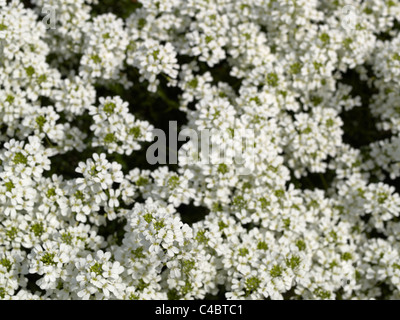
[2,0,400,301]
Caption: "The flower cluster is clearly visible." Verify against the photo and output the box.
[2,0,400,300]
[89,96,153,155]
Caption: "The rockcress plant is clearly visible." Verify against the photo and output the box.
[1,0,400,300]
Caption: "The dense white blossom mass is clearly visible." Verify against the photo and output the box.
[1,0,400,300]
